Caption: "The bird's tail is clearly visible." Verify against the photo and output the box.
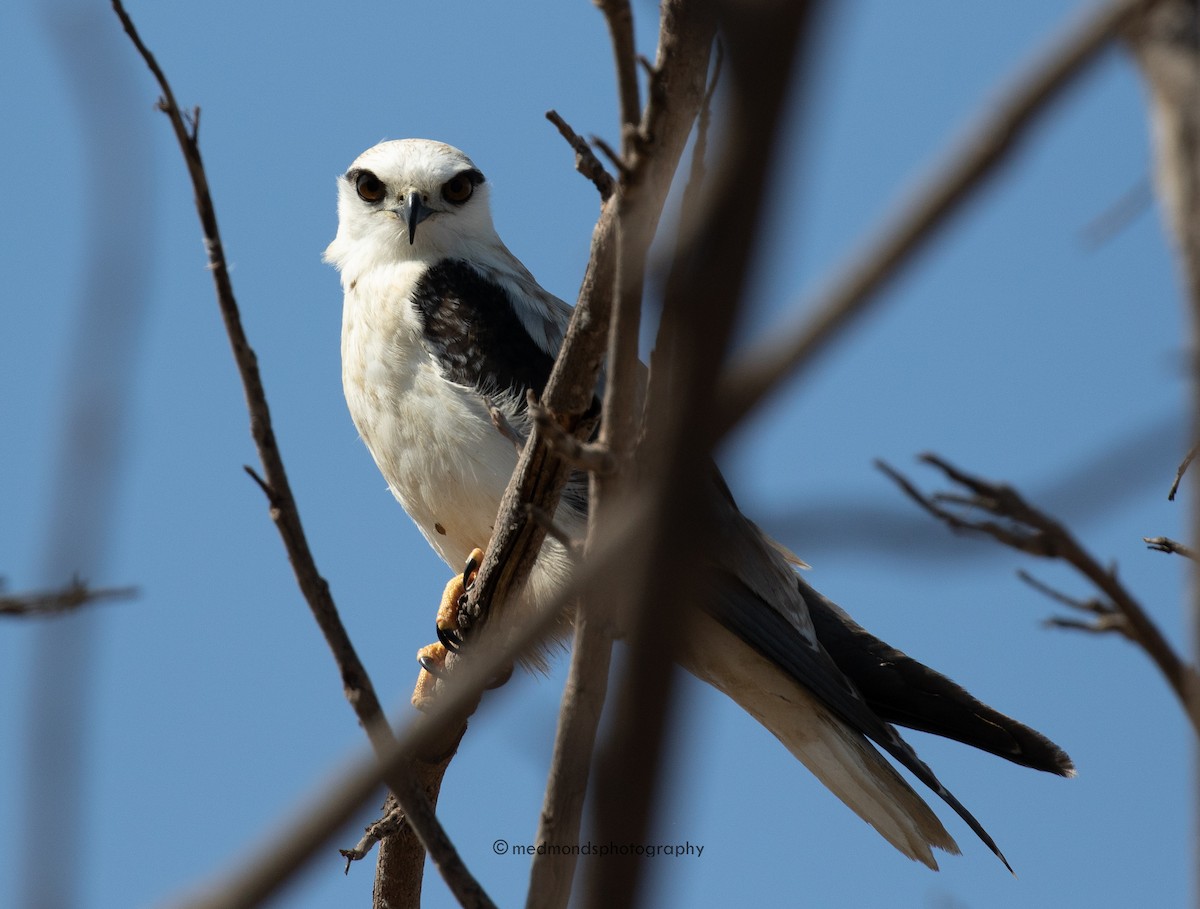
[678,613,960,869]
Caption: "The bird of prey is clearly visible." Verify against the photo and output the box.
[325,138,1073,871]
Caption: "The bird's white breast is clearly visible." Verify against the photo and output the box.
[340,261,521,571]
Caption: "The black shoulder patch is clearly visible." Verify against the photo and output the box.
[411,259,558,401]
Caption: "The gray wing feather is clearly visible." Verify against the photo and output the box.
[707,505,1013,870]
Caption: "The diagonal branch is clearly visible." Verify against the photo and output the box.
[109,3,495,907]
[879,453,1200,737]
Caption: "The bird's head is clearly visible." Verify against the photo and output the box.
[324,139,498,275]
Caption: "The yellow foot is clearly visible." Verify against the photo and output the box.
[412,548,485,712]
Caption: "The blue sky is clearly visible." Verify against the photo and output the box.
[1,1,1192,907]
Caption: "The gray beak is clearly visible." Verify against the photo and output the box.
[405,190,431,245]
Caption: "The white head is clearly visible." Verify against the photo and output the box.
[324,139,500,278]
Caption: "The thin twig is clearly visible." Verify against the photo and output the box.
[596,0,641,145]
[341,804,406,870]
[1145,535,1198,560]
[1169,440,1198,500]
[529,396,613,475]
[880,452,1200,737]
[0,578,137,617]
[546,110,615,202]
[1017,569,1132,638]
[714,0,1166,439]
[590,135,626,176]
[109,4,493,906]
[1080,175,1154,249]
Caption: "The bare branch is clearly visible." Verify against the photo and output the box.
[341,803,406,870]
[595,0,641,142]
[1145,535,1198,560]
[590,135,625,175]
[714,0,1166,439]
[524,609,614,909]
[0,578,137,617]
[546,110,615,201]
[529,396,613,475]
[111,3,493,905]
[1169,439,1198,500]
[881,453,1200,737]
[1018,569,1133,638]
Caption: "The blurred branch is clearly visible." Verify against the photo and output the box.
[109,3,494,907]
[526,4,718,906]
[1122,1,1200,898]
[1127,0,1200,317]
[580,1,816,906]
[714,0,1165,439]
[1080,175,1154,248]
[0,577,136,617]
[879,453,1200,737]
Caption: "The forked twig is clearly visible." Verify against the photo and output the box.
[880,453,1200,737]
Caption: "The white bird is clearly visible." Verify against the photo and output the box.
[325,138,1073,871]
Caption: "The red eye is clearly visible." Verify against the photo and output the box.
[442,174,474,204]
[354,171,386,203]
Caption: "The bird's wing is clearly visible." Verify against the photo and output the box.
[704,501,1014,870]
[410,255,594,517]
[803,580,1075,776]
[479,245,575,365]
[410,258,559,405]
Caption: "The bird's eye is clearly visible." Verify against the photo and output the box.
[442,174,474,204]
[354,171,386,203]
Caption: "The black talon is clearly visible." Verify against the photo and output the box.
[437,625,462,653]
[462,553,480,590]
[418,654,445,678]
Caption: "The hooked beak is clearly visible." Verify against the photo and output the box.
[403,190,431,245]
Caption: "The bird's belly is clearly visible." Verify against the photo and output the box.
[350,365,518,570]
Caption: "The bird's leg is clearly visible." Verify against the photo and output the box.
[413,548,485,710]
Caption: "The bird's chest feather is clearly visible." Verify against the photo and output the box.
[340,264,519,567]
